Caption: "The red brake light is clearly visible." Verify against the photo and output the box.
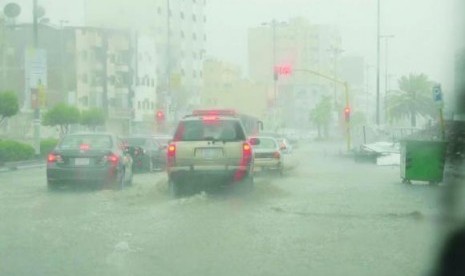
[243,143,252,157]
[193,109,236,116]
[167,144,176,167]
[273,151,281,159]
[80,144,90,151]
[48,153,63,163]
[107,153,119,165]
[167,144,176,157]
[202,115,218,121]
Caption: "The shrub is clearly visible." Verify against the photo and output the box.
[0,140,35,163]
[40,138,59,157]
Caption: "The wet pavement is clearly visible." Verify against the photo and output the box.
[0,141,443,276]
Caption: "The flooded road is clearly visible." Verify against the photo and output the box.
[0,141,441,276]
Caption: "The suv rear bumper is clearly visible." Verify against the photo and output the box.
[168,165,252,183]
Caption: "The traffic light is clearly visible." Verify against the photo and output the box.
[344,107,351,122]
[156,110,165,123]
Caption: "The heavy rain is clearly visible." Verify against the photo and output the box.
[0,0,464,275]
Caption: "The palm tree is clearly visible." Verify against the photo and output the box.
[386,73,437,127]
[309,96,332,138]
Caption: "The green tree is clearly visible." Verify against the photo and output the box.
[0,91,19,126]
[42,103,80,136]
[386,73,436,127]
[309,96,332,139]
[80,108,106,131]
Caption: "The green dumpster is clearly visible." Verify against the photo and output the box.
[400,140,448,184]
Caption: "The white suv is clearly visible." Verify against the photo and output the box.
[166,110,258,196]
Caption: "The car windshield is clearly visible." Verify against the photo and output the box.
[58,135,112,149]
[253,138,277,149]
[173,119,246,142]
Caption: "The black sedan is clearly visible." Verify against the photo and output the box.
[46,133,133,190]
[126,135,168,172]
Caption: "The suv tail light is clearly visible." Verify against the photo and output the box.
[47,153,63,163]
[273,151,281,159]
[167,144,176,167]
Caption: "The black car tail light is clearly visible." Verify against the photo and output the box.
[47,153,63,163]
[106,153,119,166]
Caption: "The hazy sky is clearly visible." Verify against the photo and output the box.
[2,0,458,89]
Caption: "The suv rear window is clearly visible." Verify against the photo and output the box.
[173,119,246,142]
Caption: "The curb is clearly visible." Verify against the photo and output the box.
[0,161,45,173]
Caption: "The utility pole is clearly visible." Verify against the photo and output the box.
[376,0,381,125]
[272,19,277,107]
[32,0,40,155]
[166,0,172,121]
[381,35,394,123]
[327,45,344,108]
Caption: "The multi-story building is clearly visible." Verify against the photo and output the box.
[84,0,207,118]
[202,59,268,120]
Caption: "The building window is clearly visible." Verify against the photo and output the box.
[204,34,207,41]
[169,9,172,17]
[181,69,185,76]
[151,102,154,109]
[204,15,206,22]
[193,52,197,59]
[151,79,155,87]
[192,15,196,22]
[180,31,185,38]
[157,7,162,14]
[199,71,203,78]
[193,70,197,78]
[81,74,88,83]
[180,12,184,19]
[81,51,88,60]
[138,101,141,109]
[192,33,197,40]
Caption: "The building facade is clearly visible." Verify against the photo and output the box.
[84,0,207,118]
[202,59,268,120]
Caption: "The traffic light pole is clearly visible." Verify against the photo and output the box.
[294,68,351,151]
[32,0,40,156]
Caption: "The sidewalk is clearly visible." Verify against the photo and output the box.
[0,159,45,173]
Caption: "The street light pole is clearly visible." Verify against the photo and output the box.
[381,35,394,123]
[376,0,381,125]
[32,0,40,155]
[272,19,277,107]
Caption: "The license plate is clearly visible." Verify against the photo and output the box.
[201,148,222,159]
[74,158,90,166]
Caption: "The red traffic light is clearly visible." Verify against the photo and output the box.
[156,111,165,122]
[344,107,351,121]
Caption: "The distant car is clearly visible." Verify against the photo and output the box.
[276,137,293,154]
[250,136,284,175]
[126,135,165,172]
[152,134,172,170]
[46,133,133,190]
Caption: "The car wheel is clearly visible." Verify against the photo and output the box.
[169,179,183,198]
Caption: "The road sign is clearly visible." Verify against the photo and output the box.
[432,84,443,107]
[25,48,47,109]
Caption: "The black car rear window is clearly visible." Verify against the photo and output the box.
[173,119,246,142]
[127,138,147,146]
[59,135,113,149]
